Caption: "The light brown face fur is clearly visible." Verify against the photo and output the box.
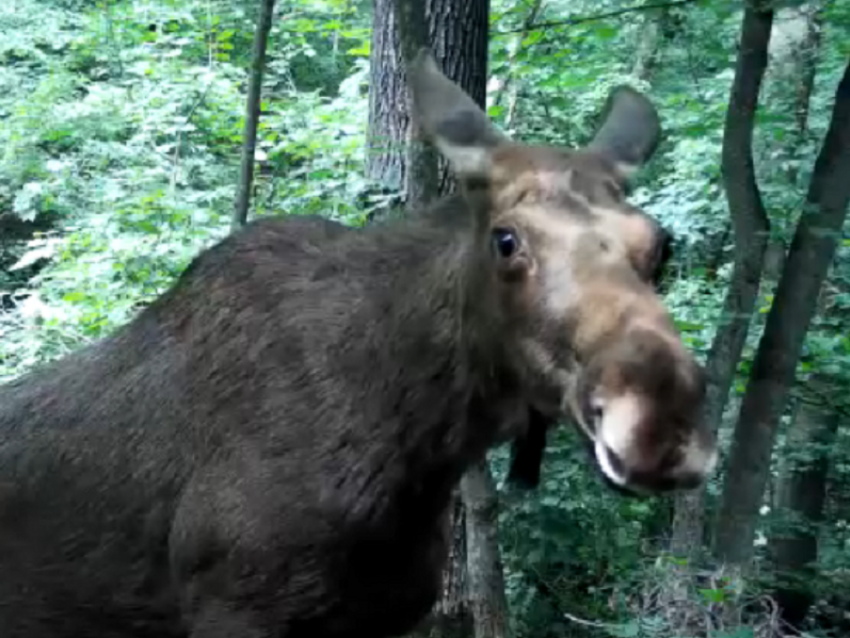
[481,146,715,493]
[409,49,717,494]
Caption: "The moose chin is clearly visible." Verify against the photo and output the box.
[0,48,716,638]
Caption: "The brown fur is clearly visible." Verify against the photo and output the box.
[0,51,715,637]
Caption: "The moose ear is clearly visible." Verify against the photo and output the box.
[588,86,661,178]
[408,48,508,177]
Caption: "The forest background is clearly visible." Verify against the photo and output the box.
[0,1,849,637]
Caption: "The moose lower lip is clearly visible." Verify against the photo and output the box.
[594,439,628,487]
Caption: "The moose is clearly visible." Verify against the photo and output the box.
[0,49,717,638]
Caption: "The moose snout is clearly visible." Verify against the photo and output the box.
[579,327,717,494]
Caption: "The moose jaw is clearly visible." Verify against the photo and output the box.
[0,49,717,638]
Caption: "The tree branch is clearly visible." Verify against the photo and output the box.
[232,0,276,230]
[495,0,703,34]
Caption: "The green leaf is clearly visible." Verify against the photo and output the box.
[675,320,704,332]
[593,24,618,40]
[347,42,369,57]
[698,587,727,603]
[521,31,543,47]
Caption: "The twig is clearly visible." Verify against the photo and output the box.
[496,0,704,34]
[491,0,544,118]
[562,611,609,628]
[170,82,213,193]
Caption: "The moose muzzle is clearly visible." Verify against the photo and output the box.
[574,314,718,495]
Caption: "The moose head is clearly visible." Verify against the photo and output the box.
[409,49,717,494]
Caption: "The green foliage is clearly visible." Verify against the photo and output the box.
[0,0,374,380]
[490,426,670,637]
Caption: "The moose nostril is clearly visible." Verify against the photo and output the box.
[591,401,604,428]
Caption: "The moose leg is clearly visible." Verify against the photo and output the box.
[506,408,551,489]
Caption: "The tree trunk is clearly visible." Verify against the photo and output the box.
[392,0,440,209]
[631,6,668,82]
[413,8,500,631]
[232,0,276,230]
[461,460,510,638]
[409,496,473,638]
[490,0,543,132]
[366,0,409,193]
[786,5,822,185]
[790,8,821,139]
[368,2,505,635]
[423,0,490,200]
[714,58,850,569]
[669,2,774,560]
[769,373,839,627]
[366,0,490,209]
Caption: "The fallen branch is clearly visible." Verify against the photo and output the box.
[562,611,625,630]
[496,0,703,34]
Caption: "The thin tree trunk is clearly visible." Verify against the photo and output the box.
[792,11,821,136]
[461,460,510,638]
[631,6,668,81]
[232,0,276,230]
[714,58,850,569]
[787,5,822,185]
[669,1,774,560]
[491,0,543,131]
[770,373,839,627]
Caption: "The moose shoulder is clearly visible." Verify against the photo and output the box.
[0,49,716,638]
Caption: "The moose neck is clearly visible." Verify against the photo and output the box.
[349,195,521,509]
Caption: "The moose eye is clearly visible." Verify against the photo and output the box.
[492,228,519,259]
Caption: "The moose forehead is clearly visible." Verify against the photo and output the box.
[487,145,662,258]
[491,146,629,213]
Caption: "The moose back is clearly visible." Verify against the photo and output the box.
[0,49,717,638]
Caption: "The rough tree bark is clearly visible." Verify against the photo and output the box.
[669,1,774,560]
[788,7,822,141]
[461,460,510,638]
[410,496,472,638]
[366,0,490,209]
[232,0,276,230]
[366,0,410,194]
[391,0,440,209]
[714,58,850,569]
